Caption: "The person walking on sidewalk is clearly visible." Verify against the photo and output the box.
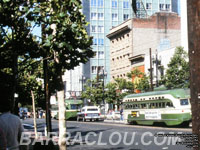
[120,108,123,121]
[0,87,24,150]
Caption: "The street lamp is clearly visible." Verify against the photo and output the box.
[101,69,107,115]
[79,75,86,105]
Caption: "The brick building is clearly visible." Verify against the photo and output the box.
[107,12,181,83]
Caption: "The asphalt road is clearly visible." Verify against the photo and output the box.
[22,119,194,150]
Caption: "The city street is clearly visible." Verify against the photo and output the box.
[22,119,193,150]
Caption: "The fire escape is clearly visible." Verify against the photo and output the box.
[131,0,148,18]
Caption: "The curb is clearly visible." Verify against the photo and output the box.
[103,119,125,124]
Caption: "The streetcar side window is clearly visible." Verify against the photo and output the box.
[180,99,189,105]
[166,102,173,107]
[135,104,138,109]
[159,103,162,108]
[141,104,147,109]
[161,102,165,108]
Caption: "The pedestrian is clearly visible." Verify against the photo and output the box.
[0,87,24,150]
[0,127,6,150]
[120,108,123,121]
[40,110,43,119]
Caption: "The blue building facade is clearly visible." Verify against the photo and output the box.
[82,0,178,83]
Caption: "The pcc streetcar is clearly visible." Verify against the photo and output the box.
[123,89,191,126]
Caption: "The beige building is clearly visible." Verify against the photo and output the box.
[107,12,181,82]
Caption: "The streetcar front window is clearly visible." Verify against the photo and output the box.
[180,99,189,105]
[71,104,77,110]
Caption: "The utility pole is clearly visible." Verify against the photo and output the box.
[187,1,200,150]
[102,69,105,113]
[149,48,153,91]
[155,49,159,87]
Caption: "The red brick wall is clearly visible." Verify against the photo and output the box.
[133,12,180,30]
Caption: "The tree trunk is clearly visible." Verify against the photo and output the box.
[31,90,38,139]
[187,1,200,149]
[57,90,66,150]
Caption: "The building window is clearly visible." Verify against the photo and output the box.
[123,0,129,9]
[98,51,104,59]
[97,0,103,7]
[166,4,171,11]
[123,14,129,21]
[98,66,104,74]
[91,0,97,7]
[98,38,104,45]
[136,2,140,9]
[146,3,152,9]
[91,25,97,32]
[112,0,118,8]
[98,26,104,33]
[91,12,97,20]
[92,66,97,74]
[98,13,104,20]
[112,13,118,21]
[93,38,103,45]
[93,51,97,58]
[91,66,104,74]
[91,0,103,7]
[159,4,165,10]
[93,38,97,45]
[91,12,103,20]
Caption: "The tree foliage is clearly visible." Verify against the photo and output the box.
[1,1,94,149]
[127,69,150,92]
[0,0,40,109]
[81,79,104,106]
[105,82,117,105]
[161,47,189,89]
[17,57,44,108]
[82,78,134,109]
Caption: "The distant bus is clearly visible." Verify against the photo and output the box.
[52,99,83,120]
[123,89,191,126]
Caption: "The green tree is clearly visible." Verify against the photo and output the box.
[0,0,39,111]
[137,74,150,92]
[1,1,94,149]
[81,79,104,106]
[114,78,134,109]
[17,57,44,108]
[114,78,134,92]
[161,46,189,89]
[31,1,94,149]
[127,69,150,92]
[105,82,117,108]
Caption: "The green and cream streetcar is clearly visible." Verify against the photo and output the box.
[123,89,191,126]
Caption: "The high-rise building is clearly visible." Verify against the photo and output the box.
[63,0,179,99]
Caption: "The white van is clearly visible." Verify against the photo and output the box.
[77,106,101,122]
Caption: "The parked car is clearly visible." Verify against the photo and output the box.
[106,111,120,120]
[77,106,101,122]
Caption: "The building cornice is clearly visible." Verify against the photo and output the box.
[107,25,131,39]
[129,54,145,61]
